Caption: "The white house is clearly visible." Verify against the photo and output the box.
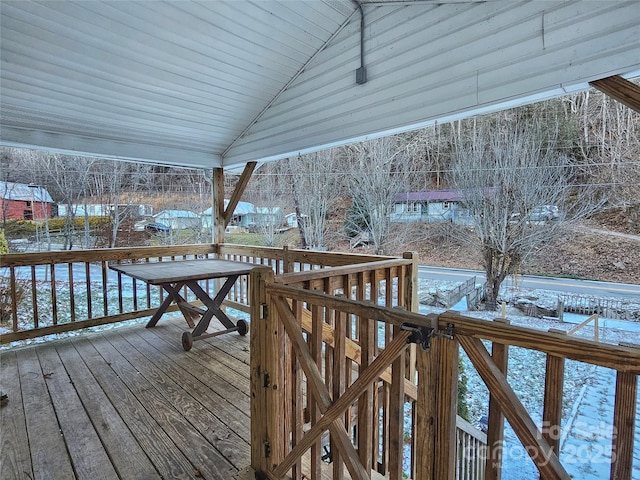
[153,209,200,230]
[391,190,473,224]
[201,200,284,230]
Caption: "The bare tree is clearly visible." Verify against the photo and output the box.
[246,162,288,247]
[287,150,342,250]
[450,115,602,309]
[344,136,417,254]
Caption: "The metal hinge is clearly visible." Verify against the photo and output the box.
[262,371,270,388]
[441,322,455,340]
[260,303,268,319]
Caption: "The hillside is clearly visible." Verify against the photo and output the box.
[405,221,640,286]
[337,205,640,285]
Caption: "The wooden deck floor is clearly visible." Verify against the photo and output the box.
[0,317,253,480]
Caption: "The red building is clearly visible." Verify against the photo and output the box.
[0,181,53,221]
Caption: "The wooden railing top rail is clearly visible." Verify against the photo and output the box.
[267,284,640,374]
[439,311,640,373]
[0,244,218,267]
[218,243,395,266]
[0,243,394,269]
[274,258,412,284]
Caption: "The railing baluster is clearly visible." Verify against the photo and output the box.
[10,266,19,331]
[610,365,638,479]
[68,263,75,322]
[486,318,510,480]
[30,265,38,329]
[310,299,323,479]
[543,329,566,462]
[85,261,92,319]
[50,263,58,325]
[333,307,347,479]
[101,260,108,316]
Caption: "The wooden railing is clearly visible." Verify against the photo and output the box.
[0,244,221,343]
[250,262,640,480]
[0,244,396,344]
[456,416,487,480]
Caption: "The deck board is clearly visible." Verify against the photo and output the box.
[36,345,119,479]
[0,317,254,480]
[17,347,77,479]
[0,316,383,480]
[54,340,161,480]
[0,351,33,480]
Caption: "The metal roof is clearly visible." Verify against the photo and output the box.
[1,1,639,171]
[0,181,54,203]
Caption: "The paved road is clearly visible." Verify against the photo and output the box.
[418,265,640,302]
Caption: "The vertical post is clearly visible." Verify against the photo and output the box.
[610,368,638,480]
[414,328,436,480]
[404,252,419,384]
[432,332,459,480]
[250,267,282,476]
[213,168,225,245]
[485,318,510,480]
[542,329,566,463]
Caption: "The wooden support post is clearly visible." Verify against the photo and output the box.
[404,252,419,384]
[542,329,566,462]
[432,334,459,480]
[212,168,225,245]
[610,370,638,480]
[485,318,510,480]
[249,267,282,476]
[414,342,436,480]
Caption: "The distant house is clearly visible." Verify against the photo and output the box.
[58,203,153,218]
[0,181,54,221]
[391,189,473,224]
[285,212,308,229]
[201,200,284,230]
[153,209,200,230]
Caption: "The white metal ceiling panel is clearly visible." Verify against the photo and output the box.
[1,0,638,170]
[0,0,354,167]
[223,0,640,167]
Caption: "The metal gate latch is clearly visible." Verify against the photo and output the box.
[401,323,436,351]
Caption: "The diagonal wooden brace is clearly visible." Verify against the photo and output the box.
[458,336,570,480]
[272,295,411,479]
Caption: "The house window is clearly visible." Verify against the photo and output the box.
[408,202,420,213]
[443,201,451,209]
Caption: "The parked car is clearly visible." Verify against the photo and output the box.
[528,205,560,222]
[144,222,170,233]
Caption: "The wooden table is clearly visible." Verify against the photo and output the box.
[110,259,256,351]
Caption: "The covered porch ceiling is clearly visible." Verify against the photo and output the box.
[1,0,639,172]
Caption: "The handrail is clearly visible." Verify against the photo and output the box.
[1,244,394,343]
[0,244,218,267]
[253,276,640,480]
[275,257,412,284]
[438,311,639,373]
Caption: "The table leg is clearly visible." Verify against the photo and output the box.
[163,283,199,328]
[188,277,239,329]
[145,293,175,328]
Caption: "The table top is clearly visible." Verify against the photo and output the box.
[109,258,257,285]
